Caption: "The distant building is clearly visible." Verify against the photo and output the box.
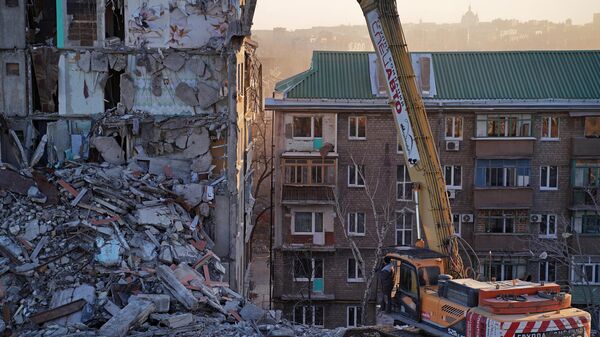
[266,50,600,328]
[461,5,479,26]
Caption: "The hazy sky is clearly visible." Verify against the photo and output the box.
[253,0,600,30]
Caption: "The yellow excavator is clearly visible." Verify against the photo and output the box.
[356,1,591,336]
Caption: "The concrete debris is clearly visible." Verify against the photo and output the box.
[175,82,200,106]
[197,82,221,109]
[163,53,186,72]
[91,137,126,165]
[0,158,333,337]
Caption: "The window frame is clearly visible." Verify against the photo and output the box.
[347,306,363,328]
[475,159,531,188]
[539,214,557,239]
[541,116,560,141]
[452,213,462,237]
[292,211,324,235]
[445,116,463,140]
[396,165,413,201]
[540,165,558,191]
[293,305,325,327]
[347,258,364,282]
[293,258,324,282]
[571,263,600,285]
[539,260,556,282]
[396,209,414,246]
[475,114,532,138]
[292,115,323,140]
[348,116,367,140]
[348,212,366,236]
[444,165,462,190]
[348,164,365,187]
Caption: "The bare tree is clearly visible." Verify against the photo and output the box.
[332,154,396,325]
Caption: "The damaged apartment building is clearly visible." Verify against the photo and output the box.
[0,0,261,295]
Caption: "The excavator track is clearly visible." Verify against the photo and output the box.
[344,326,431,337]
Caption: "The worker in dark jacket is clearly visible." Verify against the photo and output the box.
[380,257,394,313]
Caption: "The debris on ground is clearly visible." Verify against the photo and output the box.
[0,159,345,337]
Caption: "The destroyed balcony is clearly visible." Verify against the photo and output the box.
[572,137,600,157]
[473,187,533,209]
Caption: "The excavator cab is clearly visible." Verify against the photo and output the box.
[382,247,446,324]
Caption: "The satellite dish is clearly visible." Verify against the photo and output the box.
[539,252,548,260]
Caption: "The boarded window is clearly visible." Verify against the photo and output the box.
[6,63,19,76]
[585,117,600,138]
[5,0,18,7]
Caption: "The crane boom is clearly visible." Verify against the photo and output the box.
[357,0,465,277]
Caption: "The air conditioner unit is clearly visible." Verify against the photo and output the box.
[461,214,474,223]
[445,140,460,151]
[447,190,456,199]
[530,214,542,223]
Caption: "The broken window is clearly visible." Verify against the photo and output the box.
[478,209,528,233]
[293,305,324,327]
[6,63,19,76]
[292,116,322,139]
[62,0,103,47]
[293,258,323,281]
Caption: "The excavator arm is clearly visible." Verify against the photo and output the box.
[357,0,465,278]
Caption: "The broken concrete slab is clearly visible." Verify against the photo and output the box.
[196,82,221,109]
[191,153,214,173]
[108,54,127,72]
[120,73,135,110]
[23,219,40,241]
[151,313,194,328]
[134,206,176,229]
[173,184,204,207]
[182,130,210,159]
[91,51,109,72]
[156,265,198,311]
[130,294,170,313]
[77,51,91,72]
[91,137,125,165]
[186,56,206,76]
[49,284,96,326]
[98,299,155,337]
[175,82,199,107]
[239,302,265,321]
[0,169,35,195]
[162,53,186,72]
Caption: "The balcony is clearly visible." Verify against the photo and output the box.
[473,188,533,209]
[572,137,600,158]
[281,158,336,204]
[474,138,535,157]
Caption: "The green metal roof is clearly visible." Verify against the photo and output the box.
[275,50,600,100]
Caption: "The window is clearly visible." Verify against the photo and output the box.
[347,258,364,282]
[444,166,462,189]
[293,116,322,139]
[349,116,367,139]
[293,212,323,234]
[573,160,600,187]
[293,258,324,281]
[476,114,532,138]
[399,264,418,295]
[539,261,556,282]
[396,210,414,245]
[478,210,528,234]
[397,138,403,154]
[397,165,413,200]
[584,117,600,138]
[540,166,558,190]
[5,63,19,76]
[539,214,557,238]
[347,306,362,327]
[582,215,600,234]
[541,117,559,140]
[6,0,19,7]
[475,159,531,188]
[480,258,527,281]
[445,117,463,140]
[284,159,336,186]
[572,263,600,285]
[294,305,324,327]
[452,214,462,237]
[348,164,365,187]
[348,212,366,236]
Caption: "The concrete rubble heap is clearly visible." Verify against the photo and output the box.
[0,159,343,337]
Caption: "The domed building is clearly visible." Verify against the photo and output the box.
[461,5,479,27]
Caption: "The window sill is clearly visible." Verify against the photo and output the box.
[347,279,364,283]
[446,186,463,191]
[474,186,532,190]
[538,235,557,239]
[540,188,558,191]
[348,185,365,188]
[348,233,366,237]
[292,137,320,141]
[348,137,367,141]
[471,137,536,141]
[291,232,316,235]
[540,138,560,142]
[445,138,463,141]
[475,232,529,235]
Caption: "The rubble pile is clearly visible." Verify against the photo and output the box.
[0,162,342,337]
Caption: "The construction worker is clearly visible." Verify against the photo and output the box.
[380,257,394,313]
